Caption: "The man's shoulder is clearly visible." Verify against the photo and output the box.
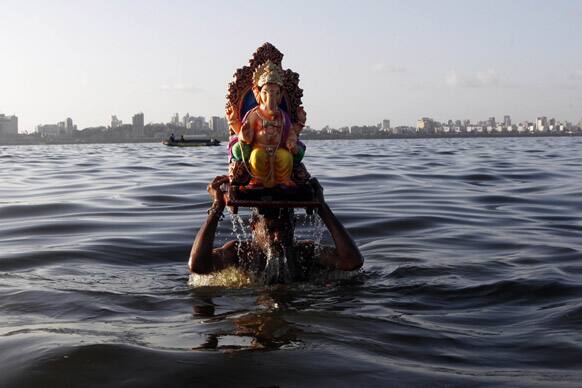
[213,240,243,266]
[295,240,337,260]
[218,240,252,256]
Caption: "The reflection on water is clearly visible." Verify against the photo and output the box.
[191,289,300,352]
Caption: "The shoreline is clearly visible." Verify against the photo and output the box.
[1,131,581,146]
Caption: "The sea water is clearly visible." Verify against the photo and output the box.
[2,138,582,386]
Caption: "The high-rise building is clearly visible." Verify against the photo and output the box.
[503,115,511,127]
[182,113,190,128]
[132,113,144,137]
[549,118,556,126]
[381,119,390,131]
[536,116,547,131]
[488,117,496,127]
[185,116,207,131]
[111,115,122,128]
[37,124,61,137]
[0,114,18,136]
[416,117,434,134]
[171,113,180,126]
[209,116,228,133]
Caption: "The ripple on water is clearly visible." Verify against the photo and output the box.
[2,139,582,386]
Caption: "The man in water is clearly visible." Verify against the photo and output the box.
[188,176,363,280]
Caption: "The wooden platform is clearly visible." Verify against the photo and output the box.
[225,182,320,213]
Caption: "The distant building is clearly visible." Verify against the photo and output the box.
[488,117,496,127]
[466,125,484,133]
[381,119,390,131]
[187,116,210,131]
[37,124,62,137]
[186,116,207,131]
[393,126,414,135]
[536,116,547,132]
[209,116,228,134]
[132,112,144,137]
[171,113,180,127]
[182,113,190,128]
[548,118,556,126]
[416,117,434,134]
[36,117,74,137]
[0,114,18,135]
[350,125,379,136]
[111,115,122,128]
[503,115,511,127]
[64,117,76,133]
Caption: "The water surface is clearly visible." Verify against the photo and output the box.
[1,138,582,387]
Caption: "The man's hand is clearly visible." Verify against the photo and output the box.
[308,177,363,271]
[310,177,325,205]
[189,175,233,274]
[207,176,229,209]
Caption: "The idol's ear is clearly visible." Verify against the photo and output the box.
[252,85,261,104]
[277,85,283,104]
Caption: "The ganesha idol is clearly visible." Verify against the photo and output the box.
[226,43,311,189]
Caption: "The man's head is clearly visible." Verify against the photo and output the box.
[250,207,295,247]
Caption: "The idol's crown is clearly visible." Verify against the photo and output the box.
[253,60,284,88]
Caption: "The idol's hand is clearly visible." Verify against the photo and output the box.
[286,131,298,154]
[225,105,235,122]
[296,106,307,126]
[226,105,239,127]
[286,140,298,154]
[207,176,229,209]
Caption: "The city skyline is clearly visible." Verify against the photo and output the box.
[1,1,582,132]
[4,110,581,135]
[2,109,580,141]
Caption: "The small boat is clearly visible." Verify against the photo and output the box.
[162,136,221,147]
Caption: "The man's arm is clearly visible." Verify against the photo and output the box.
[311,178,364,271]
[188,176,237,274]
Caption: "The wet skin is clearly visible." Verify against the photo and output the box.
[188,176,364,277]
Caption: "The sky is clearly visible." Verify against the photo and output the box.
[1,0,582,132]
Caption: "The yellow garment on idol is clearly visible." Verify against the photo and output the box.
[249,146,293,188]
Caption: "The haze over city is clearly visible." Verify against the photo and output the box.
[1,0,582,132]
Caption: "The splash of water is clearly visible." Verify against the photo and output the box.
[261,244,292,284]
[188,266,258,287]
[188,210,353,288]
[308,211,326,257]
[229,211,248,258]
